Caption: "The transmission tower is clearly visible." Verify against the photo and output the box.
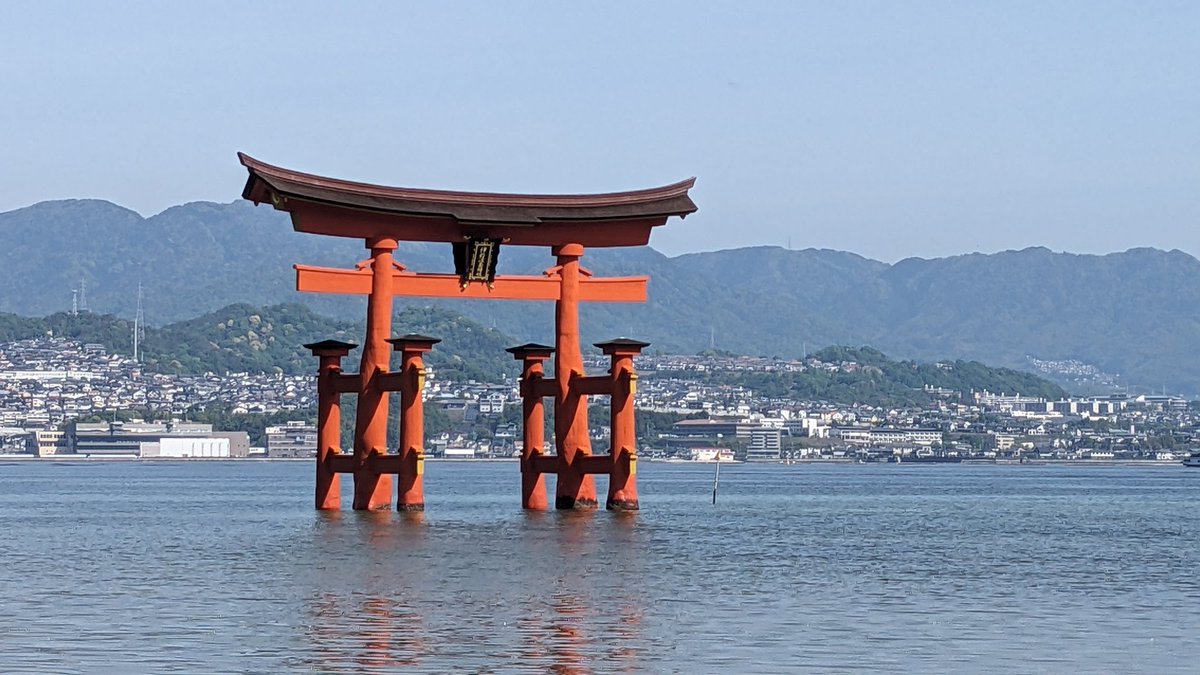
[133,283,145,362]
[79,278,88,312]
[71,289,78,317]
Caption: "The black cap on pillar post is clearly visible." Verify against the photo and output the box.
[386,334,442,353]
[594,338,651,358]
[304,339,358,359]
[505,343,556,361]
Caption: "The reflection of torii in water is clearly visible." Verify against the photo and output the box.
[239,153,696,512]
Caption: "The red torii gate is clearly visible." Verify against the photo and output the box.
[238,153,696,512]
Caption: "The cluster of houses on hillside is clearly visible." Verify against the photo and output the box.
[631,355,1195,461]
[0,337,316,429]
[1,337,1196,462]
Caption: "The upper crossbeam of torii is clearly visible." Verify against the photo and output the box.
[238,153,696,512]
[240,152,695,245]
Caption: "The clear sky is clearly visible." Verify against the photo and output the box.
[1,1,1196,261]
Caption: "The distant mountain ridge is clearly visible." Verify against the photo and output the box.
[2,198,1198,393]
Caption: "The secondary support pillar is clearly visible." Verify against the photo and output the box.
[506,343,556,510]
[353,237,398,510]
[306,339,358,510]
[552,243,598,510]
[387,335,439,512]
[596,339,649,511]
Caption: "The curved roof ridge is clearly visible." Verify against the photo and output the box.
[239,153,695,209]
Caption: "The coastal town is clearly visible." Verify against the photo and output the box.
[2,336,1196,463]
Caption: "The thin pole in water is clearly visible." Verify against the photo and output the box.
[712,454,721,505]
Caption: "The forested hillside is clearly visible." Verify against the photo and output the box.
[3,198,1198,392]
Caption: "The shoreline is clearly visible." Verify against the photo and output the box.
[0,455,1189,468]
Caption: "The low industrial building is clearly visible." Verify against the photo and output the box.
[265,420,317,458]
[70,420,236,458]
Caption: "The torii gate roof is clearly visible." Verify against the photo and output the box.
[239,153,696,247]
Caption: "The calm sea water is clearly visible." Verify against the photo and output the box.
[1,460,1198,673]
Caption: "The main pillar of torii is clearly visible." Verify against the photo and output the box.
[239,153,696,510]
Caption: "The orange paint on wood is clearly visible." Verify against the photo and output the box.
[308,343,355,510]
[327,454,357,474]
[596,340,649,511]
[286,200,669,248]
[295,265,648,303]
[553,244,598,510]
[244,154,697,512]
[532,454,559,475]
[574,375,613,396]
[352,240,396,510]
[390,337,437,512]
[576,454,615,474]
[508,345,553,510]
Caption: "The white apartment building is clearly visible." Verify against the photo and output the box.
[746,427,782,461]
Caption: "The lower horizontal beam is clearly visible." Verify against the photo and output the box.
[375,372,405,392]
[333,452,613,475]
[327,453,356,474]
[533,380,559,399]
[369,454,405,474]
[530,454,558,474]
[577,454,614,474]
[326,452,408,474]
[333,373,360,393]
[575,376,612,396]
[524,454,614,474]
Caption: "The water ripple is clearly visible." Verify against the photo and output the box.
[1,462,1198,671]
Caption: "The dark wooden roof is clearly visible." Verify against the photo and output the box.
[240,153,697,227]
[505,343,556,356]
[386,334,442,347]
[595,338,651,354]
[303,339,358,353]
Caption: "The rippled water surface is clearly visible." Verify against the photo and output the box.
[2,461,1199,673]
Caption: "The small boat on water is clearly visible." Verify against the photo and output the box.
[1182,452,1200,468]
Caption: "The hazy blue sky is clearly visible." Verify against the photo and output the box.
[1,2,1196,261]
